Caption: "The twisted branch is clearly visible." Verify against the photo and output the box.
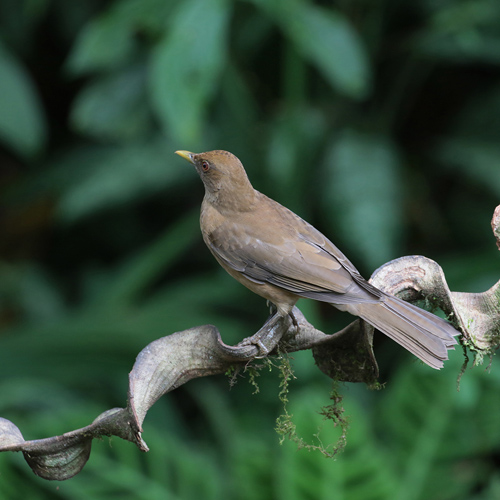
[1,205,498,481]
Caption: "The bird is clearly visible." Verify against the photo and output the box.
[175,149,459,369]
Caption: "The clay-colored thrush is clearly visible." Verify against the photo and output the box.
[175,150,458,369]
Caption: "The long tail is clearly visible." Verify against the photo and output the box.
[355,295,459,369]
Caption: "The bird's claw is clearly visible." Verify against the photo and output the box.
[237,310,299,357]
[237,335,270,358]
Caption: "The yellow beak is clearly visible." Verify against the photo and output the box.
[175,150,195,163]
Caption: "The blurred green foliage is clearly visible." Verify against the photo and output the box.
[0,0,499,498]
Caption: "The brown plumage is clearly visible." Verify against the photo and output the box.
[175,149,458,369]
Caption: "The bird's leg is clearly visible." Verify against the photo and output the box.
[267,300,298,329]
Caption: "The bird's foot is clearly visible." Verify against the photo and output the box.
[289,311,299,331]
[238,335,270,358]
[237,311,298,357]
[266,301,277,316]
[237,311,291,358]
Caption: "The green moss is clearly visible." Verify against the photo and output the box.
[274,352,349,458]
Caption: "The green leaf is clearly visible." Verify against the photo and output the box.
[53,138,191,223]
[96,211,200,308]
[70,65,151,141]
[0,41,46,158]
[150,0,231,143]
[323,130,404,269]
[115,0,177,36]
[377,359,487,500]
[254,0,370,98]
[288,5,370,98]
[418,0,500,64]
[65,0,175,75]
[66,13,136,75]
[266,107,326,214]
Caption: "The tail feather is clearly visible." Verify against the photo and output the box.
[356,295,459,369]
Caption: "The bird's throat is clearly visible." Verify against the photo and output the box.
[204,182,257,214]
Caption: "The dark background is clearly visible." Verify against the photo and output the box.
[1,0,499,498]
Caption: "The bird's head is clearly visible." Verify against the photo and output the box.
[175,150,255,206]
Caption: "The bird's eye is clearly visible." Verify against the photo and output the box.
[201,161,210,172]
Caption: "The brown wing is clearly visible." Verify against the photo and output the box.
[204,193,381,305]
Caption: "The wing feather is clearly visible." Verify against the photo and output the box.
[203,193,381,305]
